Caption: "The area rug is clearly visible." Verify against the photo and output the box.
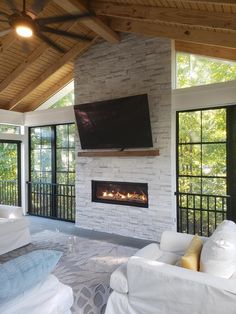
[0,230,137,314]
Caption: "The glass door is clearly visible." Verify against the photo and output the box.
[28,124,75,221]
[176,108,229,236]
[0,141,21,206]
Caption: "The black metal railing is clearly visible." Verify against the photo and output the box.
[28,182,75,222]
[0,180,19,206]
[176,192,231,237]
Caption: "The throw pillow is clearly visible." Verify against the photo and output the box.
[180,234,203,271]
[200,220,236,278]
[0,249,62,303]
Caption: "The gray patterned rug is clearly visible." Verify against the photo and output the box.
[0,230,137,314]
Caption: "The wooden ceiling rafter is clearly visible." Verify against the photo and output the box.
[178,0,236,5]
[5,36,98,111]
[91,1,236,32]
[175,40,236,61]
[110,18,236,49]
[53,0,120,43]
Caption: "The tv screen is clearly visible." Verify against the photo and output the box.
[74,94,153,149]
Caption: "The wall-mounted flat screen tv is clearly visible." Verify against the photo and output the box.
[74,94,153,149]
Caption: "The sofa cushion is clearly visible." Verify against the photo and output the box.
[158,252,181,265]
[134,243,161,260]
[0,249,62,302]
[0,218,29,237]
[200,220,236,278]
[0,205,23,219]
[180,234,203,271]
[110,263,128,294]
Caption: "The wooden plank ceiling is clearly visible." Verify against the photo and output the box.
[0,0,236,112]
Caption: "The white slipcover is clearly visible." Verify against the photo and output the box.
[106,230,236,314]
[0,205,31,255]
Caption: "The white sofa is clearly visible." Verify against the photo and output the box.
[0,205,31,255]
[106,230,236,314]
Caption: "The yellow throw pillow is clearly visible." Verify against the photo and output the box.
[180,234,203,271]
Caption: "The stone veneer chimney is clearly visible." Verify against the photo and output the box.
[74,34,175,241]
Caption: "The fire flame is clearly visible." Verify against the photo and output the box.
[101,190,147,203]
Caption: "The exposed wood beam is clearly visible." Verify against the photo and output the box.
[0,21,77,93]
[92,1,236,32]
[22,72,73,112]
[0,32,15,54]
[110,18,236,49]
[179,0,236,4]
[53,0,120,43]
[175,40,236,61]
[6,37,98,111]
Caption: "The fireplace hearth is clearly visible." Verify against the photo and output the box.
[92,180,148,208]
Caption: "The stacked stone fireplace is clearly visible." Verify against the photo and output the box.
[75,34,175,241]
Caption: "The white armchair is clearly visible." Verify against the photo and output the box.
[106,231,236,314]
[0,205,31,255]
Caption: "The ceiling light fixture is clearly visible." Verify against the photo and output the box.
[15,24,33,37]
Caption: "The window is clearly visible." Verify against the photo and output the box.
[50,90,74,109]
[0,124,21,134]
[0,141,21,206]
[176,108,229,236]
[176,52,236,89]
[29,124,75,221]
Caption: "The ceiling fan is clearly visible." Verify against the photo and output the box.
[0,0,93,53]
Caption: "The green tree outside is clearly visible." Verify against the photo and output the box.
[177,52,236,88]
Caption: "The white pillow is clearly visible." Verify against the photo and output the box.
[200,220,236,278]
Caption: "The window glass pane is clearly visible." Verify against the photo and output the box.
[202,144,226,177]
[57,149,69,172]
[0,124,20,134]
[202,178,226,195]
[69,124,75,148]
[41,128,51,148]
[178,177,201,194]
[202,109,226,142]
[50,90,74,109]
[0,142,20,206]
[179,144,201,176]
[178,111,201,143]
[176,52,236,89]
[56,125,69,148]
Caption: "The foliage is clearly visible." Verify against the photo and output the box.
[0,124,20,134]
[0,143,19,205]
[30,124,75,185]
[178,108,227,235]
[177,53,236,88]
[50,90,74,109]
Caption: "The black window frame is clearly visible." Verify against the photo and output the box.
[176,106,233,236]
[0,139,21,206]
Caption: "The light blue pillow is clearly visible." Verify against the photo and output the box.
[0,250,62,303]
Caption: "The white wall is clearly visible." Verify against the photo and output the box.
[24,106,75,126]
[173,80,236,111]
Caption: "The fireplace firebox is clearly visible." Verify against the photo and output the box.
[92,180,148,208]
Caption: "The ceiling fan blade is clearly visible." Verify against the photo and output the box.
[36,12,93,25]
[0,11,10,18]
[0,28,11,37]
[36,32,66,53]
[40,26,92,41]
[31,0,49,15]
[4,0,18,13]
